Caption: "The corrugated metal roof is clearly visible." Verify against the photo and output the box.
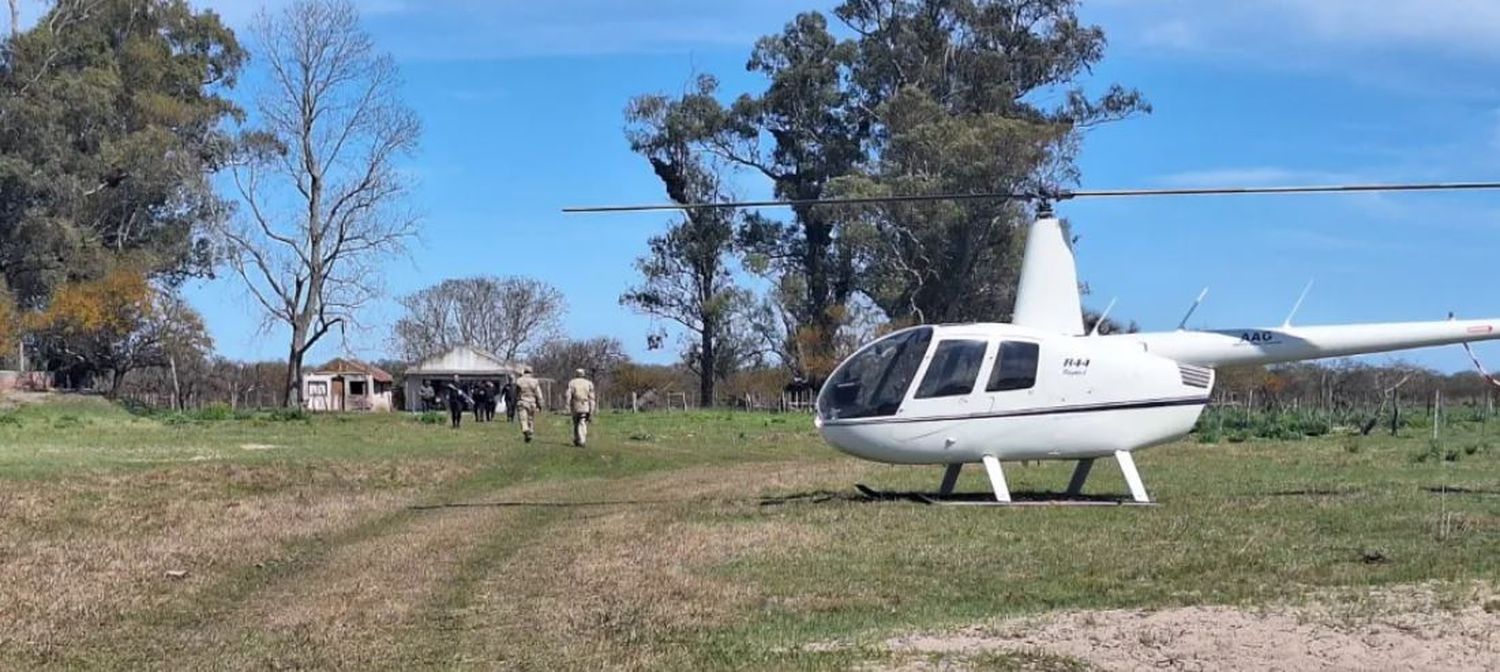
[312,358,394,383]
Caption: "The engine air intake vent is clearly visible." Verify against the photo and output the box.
[1179,364,1213,389]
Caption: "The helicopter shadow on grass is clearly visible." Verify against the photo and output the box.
[410,488,1156,511]
[759,485,1155,508]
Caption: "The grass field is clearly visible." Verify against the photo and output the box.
[1,396,1497,670]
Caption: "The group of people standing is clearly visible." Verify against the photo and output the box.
[419,368,596,447]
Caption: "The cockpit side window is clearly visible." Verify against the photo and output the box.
[987,341,1039,392]
[914,340,988,399]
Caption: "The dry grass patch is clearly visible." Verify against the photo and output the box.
[199,480,571,668]
[446,470,837,670]
[0,459,473,664]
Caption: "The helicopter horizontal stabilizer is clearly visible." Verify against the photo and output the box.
[1012,217,1086,335]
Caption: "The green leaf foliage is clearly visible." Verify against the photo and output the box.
[0,0,245,308]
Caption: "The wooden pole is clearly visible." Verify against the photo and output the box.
[1433,389,1442,441]
[1390,392,1400,437]
[169,356,182,411]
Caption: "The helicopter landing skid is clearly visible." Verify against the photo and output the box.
[853,484,1156,507]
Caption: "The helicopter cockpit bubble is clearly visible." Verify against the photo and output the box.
[817,326,933,422]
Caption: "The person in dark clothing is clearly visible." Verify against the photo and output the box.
[483,381,499,422]
[472,382,490,423]
[502,379,518,422]
[446,375,471,429]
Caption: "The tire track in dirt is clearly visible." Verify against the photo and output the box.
[70,458,859,670]
[408,461,855,670]
[157,479,575,670]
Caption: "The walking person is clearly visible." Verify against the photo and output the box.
[565,369,596,447]
[472,382,491,423]
[445,375,472,429]
[418,381,436,412]
[502,378,518,423]
[515,366,544,443]
[483,381,499,422]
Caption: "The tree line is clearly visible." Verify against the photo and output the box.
[0,0,415,406]
[614,0,1148,405]
[1,0,1151,409]
[10,0,1479,414]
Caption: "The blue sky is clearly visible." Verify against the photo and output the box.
[163,0,1500,372]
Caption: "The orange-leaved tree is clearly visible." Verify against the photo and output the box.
[31,267,210,394]
[0,278,16,364]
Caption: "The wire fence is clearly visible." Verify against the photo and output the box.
[601,389,817,413]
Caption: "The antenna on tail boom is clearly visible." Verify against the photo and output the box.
[1282,280,1315,328]
[1176,288,1209,331]
[1089,298,1118,337]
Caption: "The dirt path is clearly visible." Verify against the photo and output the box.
[429,463,843,670]
[69,461,844,670]
[879,588,1500,671]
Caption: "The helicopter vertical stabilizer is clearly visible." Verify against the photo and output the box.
[1012,217,1085,335]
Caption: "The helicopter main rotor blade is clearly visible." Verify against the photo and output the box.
[1069,181,1500,199]
[561,191,1034,213]
[562,181,1500,213]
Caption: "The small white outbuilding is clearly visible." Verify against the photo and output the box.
[303,358,395,412]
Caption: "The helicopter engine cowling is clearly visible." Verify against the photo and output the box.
[815,324,1214,465]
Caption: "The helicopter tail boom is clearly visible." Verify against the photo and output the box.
[1118,319,1500,368]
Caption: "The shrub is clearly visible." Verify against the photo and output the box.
[117,398,155,417]
[415,411,445,425]
[264,408,309,422]
[52,414,83,429]
[1297,415,1332,437]
[191,404,234,422]
[161,413,193,426]
[1411,440,1456,464]
[1342,436,1362,454]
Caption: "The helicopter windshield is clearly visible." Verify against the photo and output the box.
[818,327,933,421]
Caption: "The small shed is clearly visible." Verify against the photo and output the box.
[403,346,527,412]
[304,358,394,412]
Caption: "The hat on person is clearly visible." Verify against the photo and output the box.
[575,368,586,377]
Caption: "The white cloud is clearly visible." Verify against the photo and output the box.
[1139,18,1198,51]
[1265,228,1378,253]
[1157,167,1363,188]
[1490,109,1500,154]
[198,0,409,26]
[1101,0,1500,59]
[196,0,836,60]
[1263,0,1500,56]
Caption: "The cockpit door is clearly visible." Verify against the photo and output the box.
[900,339,993,419]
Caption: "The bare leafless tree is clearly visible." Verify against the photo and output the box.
[392,276,566,364]
[220,0,419,407]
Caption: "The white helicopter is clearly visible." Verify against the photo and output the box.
[568,181,1500,504]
